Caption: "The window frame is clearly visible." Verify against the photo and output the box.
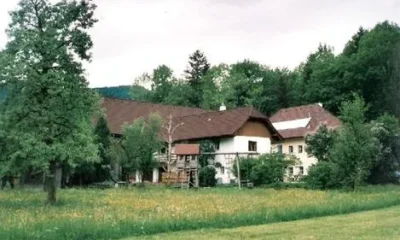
[298,145,303,153]
[289,145,294,154]
[248,141,257,152]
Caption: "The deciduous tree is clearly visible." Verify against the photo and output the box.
[0,0,99,204]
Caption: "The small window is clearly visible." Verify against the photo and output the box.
[277,144,283,153]
[299,166,304,175]
[298,145,303,153]
[220,166,225,174]
[248,141,257,152]
[214,140,220,150]
[289,146,293,153]
[289,167,294,175]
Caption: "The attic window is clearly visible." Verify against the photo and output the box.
[248,141,257,152]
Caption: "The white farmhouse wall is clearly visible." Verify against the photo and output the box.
[214,136,271,184]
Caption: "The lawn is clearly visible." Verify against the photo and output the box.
[1,186,400,240]
[131,206,400,240]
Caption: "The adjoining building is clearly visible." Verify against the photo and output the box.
[270,103,341,180]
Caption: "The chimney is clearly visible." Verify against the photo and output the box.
[219,103,226,111]
[317,102,323,107]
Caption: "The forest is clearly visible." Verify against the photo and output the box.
[110,21,400,121]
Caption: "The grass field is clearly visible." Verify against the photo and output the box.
[131,206,400,240]
[1,186,400,240]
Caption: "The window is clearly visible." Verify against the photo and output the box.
[289,146,294,153]
[299,166,304,175]
[220,166,225,174]
[298,145,303,153]
[289,167,294,175]
[277,144,283,153]
[214,140,220,150]
[248,141,257,151]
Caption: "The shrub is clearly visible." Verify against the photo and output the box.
[199,166,217,187]
[232,157,256,181]
[233,153,297,186]
[304,161,340,190]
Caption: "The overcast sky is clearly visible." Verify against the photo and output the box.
[0,0,399,87]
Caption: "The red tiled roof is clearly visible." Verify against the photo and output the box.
[270,104,341,139]
[174,144,200,155]
[101,98,209,135]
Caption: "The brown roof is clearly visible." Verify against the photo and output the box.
[174,144,200,155]
[101,98,281,142]
[270,104,341,139]
[172,106,281,142]
[101,98,209,135]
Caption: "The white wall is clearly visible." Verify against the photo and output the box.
[272,138,317,176]
[214,136,271,184]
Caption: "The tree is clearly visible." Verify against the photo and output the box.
[162,115,183,176]
[91,115,112,182]
[121,113,163,183]
[305,125,335,162]
[199,166,217,187]
[233,153,297,186]
[0,0,99,204]
[329,95,379,190]
[369,114,400,184]
[342,27,368,56]
[184,50,210,106]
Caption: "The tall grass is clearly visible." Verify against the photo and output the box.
[0,185,400,240]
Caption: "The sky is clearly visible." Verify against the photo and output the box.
[0,0,399,88]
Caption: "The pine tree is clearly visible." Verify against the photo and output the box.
[184,50,210,107]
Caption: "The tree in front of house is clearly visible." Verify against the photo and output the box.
[121,113,163,183]
[232,153,297,186]
[329,95,379,190]
[0,0,99,204]
[305,125,335,162]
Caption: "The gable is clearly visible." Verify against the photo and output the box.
[236,120,272,138]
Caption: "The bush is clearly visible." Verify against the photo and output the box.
[304,162,340,190]
[233,153,297,186]
[232,157,256,181]
[199,166,217,187]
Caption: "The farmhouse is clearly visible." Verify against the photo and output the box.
[101,98,281,184]
[270,103,341,180]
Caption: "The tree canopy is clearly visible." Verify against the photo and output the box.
[0,0,99,203]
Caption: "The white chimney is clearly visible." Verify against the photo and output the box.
[219,103,226,111]
[317,102,323,107]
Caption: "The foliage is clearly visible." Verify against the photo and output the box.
[305,125,335,162]
[184,50,210,107]
[198,140,216,167]
[368,114,400,184]
[305,161,340,190]
[232,157,256,181]
[121,113,163,181]
[1,186,400,239]
[71,116,112,185]
[329,95,379,190]
[199,166,217,187]
[233,153,297,186]
[96,85,148,100]
[0,0,99,203]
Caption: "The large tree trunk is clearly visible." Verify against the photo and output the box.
[46,161,57,205]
